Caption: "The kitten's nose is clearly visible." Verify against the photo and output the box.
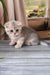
[14,32,16,35]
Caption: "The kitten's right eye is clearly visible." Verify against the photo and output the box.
[10,30,13,32]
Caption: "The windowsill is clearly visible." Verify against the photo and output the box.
[27,17,49,20]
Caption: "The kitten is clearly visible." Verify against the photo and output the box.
[4,20,48,48]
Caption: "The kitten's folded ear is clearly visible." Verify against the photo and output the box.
[16,21,22,26]
[16,21,24,28]
[4,22,9,28]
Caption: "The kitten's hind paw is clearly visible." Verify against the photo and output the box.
[9,42,15,46]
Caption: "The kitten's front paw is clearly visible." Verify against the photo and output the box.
[15,45,22,48]
[9,42,15,46]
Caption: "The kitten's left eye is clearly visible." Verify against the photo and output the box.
[16,29,19,32]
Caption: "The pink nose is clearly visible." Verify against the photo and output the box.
[14,33,16,35]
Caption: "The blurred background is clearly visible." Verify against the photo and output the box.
[0,0,50,40]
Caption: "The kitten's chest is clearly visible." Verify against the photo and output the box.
[10,35,21,42]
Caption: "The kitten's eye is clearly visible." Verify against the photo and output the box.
[16,29,19,32]
[10,30,13,32]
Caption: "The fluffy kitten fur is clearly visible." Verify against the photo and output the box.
[4,20,47,48]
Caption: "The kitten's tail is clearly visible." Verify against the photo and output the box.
[40,41,48,46]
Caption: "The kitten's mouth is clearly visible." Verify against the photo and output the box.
[14,34,18,37]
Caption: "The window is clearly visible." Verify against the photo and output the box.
[24,0,47,18]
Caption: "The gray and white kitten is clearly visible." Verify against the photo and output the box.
[4,20,48,48]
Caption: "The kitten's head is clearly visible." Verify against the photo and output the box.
[4,20,23,37]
